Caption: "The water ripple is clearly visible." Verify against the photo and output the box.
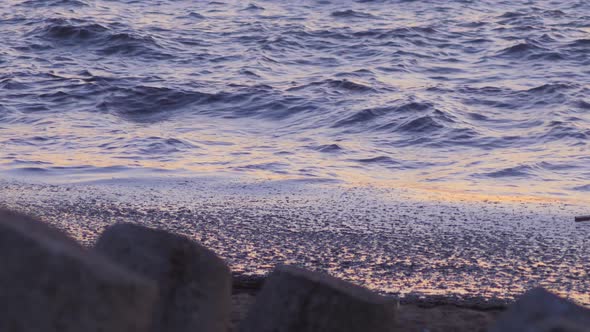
[0,0,588,198]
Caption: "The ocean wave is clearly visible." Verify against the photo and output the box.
[28,18,170,58]
[186,12,206,19]
[234,162,289,172]
[541,121,589,140]
[8,135,62,147]
[568,39,590,48]
[97,85,217,120]
[476,159,587,182]
[34,20,110,41]
[331,10,376,19]
[312,144,344,153]
[332,102,433,128]
[124,137,197,155]
[19,0,88,7]
[495,42,550,59]
[572,184,590,192]
[0,78,31,90]
[394,115,446,133]
[92,84,320,122]
[242,3,265,11]
[287,79,376,93]
[477,165,536,179]
[526,83,577,94]
[354,156,397,164]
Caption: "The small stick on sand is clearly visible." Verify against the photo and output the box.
[574,215,590,222]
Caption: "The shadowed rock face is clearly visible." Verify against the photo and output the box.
[239,265,398,332]
[95,223,232,332]
[0,209,157,332]
[488,288,590,332]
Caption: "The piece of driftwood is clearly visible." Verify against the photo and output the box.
[574,215,590,222]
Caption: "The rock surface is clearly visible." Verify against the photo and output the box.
[95,222,232,332]
[0,209,157,332]
[231,290,502,332]
[488,288,590,332]
[239,265,397,332]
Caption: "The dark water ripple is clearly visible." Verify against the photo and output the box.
[0,0,589,199]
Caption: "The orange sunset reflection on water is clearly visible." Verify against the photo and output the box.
[2,110,589,205]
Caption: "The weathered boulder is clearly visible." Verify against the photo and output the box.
[488,288,590,332]
[239,265,397,332]
[0,209,157,332]
[95,222,232,332]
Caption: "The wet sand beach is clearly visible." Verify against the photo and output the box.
[1,176,588,308]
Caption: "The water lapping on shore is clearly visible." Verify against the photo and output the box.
[0,0,589,199]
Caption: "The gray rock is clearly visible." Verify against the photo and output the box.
[95,223,232,332]
[488,288,590,332]
[239,265,397,332]
[0,209,157,332]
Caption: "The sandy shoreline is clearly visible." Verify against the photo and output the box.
[1,176,588,308]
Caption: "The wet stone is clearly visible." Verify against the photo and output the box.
[0,209,157,332]
[95,222,232,332]
[488,288,590,332]
[239,265,397,332]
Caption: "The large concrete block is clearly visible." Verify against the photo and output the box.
[239,265,397,332]
[488,288,590,332]
[95,223,232,332]
[0,209,157,332]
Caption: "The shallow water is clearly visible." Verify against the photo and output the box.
[0,0,589,200]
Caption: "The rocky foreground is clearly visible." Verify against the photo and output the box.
[0,208,588,332]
